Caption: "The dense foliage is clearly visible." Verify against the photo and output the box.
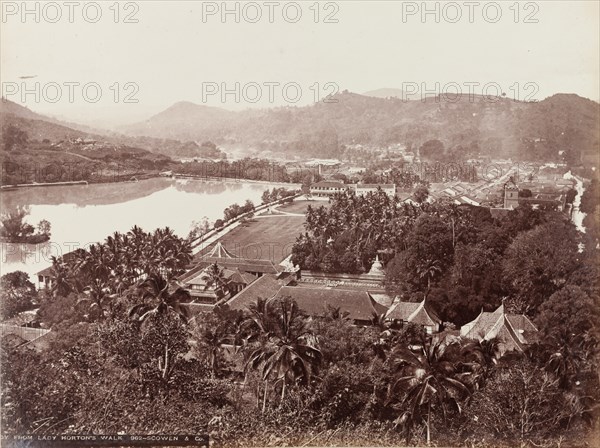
[0,205,51,243]
[1,175,599,446]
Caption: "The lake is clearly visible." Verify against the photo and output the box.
[0,178,297,281]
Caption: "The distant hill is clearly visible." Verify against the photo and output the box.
[0,103,175,186]
[121,91,600,163]
[122,101,237,142]
[0,98,105,135]
[0,99,226,160]
[363,88,406,99]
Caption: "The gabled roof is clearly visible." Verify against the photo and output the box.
[226,273,294,311]
[274,286,388,322]
[386,301,420,321]
[460,304,538,352]
[386,299,440,327]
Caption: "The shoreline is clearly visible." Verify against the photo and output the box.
[0,175,301,192]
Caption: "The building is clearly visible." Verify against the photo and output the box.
[274,286,388,325]
[309,181,348,197]
[502,178,571,211]
[36,250,81,290]
[225,273,299,312]
[459,304,538,354]
[178,262,257,304]
[352,183,396,197]
[385,298,441,334]
[298,255,387,293]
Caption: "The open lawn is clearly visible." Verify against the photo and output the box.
[195,214,306,263]
[277,199,329,214]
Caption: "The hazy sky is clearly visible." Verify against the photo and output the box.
[1,1,599,128]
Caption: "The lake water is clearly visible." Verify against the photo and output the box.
[0,178,295,281]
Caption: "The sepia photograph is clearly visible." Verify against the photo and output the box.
[0,1,599,446]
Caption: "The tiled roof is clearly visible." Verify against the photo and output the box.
[506,314,538,344]
[460,305,538,352]
[226,274,294,311]
[274,286,388,322]
[460,305,505,340]
[386,301,420,320]
[386,299,440,327]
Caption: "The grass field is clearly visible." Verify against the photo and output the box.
[277,199,329,214]
[196,214,306,263]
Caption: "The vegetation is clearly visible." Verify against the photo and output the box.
[2,285,597,445]
[0,205,51,243]
[123,91,599,163]
[0,271,37,320]
[261,187,297,205]
[1,166,598,446]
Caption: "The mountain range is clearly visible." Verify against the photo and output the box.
[120,91,600,163]
[2,89,599,166]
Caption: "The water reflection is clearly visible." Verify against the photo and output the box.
[1,178,296,280]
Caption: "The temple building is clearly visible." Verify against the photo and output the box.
[385,298,441,334]
[459,304,538,354]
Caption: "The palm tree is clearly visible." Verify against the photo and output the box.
[75,278,115,321]
[49,256,75,298]
[205,263,229,300]
[417,259,442,300]
[128,273,191,324]
[460,337,501,389]
[386,339,471,444]
[244,298,322,410]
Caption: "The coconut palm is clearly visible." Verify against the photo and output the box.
[459,337,501,389]
[244,297,322,410]
[386,339,472,444]
[49,256,75,298]
[417,259,442,299]
[128,273,191,324]
[205,263,230,300]
[75,278,115,321]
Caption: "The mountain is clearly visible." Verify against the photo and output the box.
[122,101,237,141]
[0,101,174,186]
[121,91,600,163]
[0,99,227,160]
[363,88,406,99]
[0,98,105,135]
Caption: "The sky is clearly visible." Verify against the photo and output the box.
[1,0,599,128]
